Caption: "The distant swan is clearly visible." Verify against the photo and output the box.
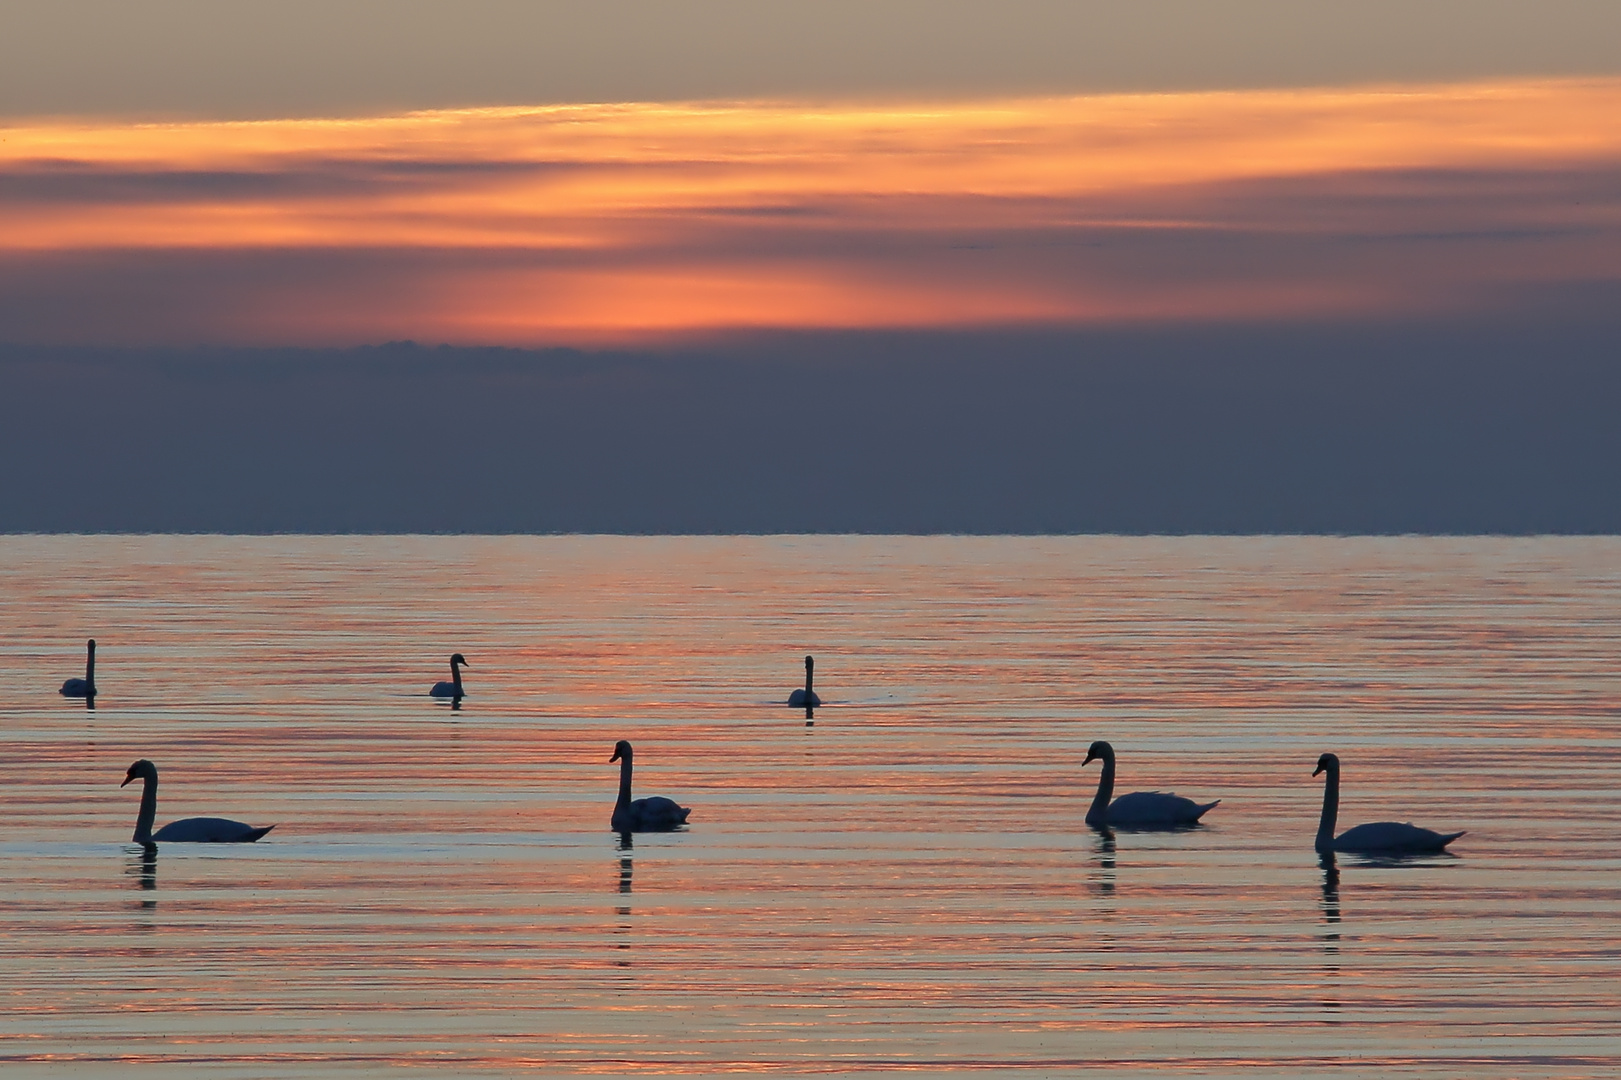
[1082,740,1218,829]
[60,638,96,697]
[1313,752,1463,855]
[429,653,468,697]
[610,740,691,832]
[788,655,821,707]
[121,759,274,844]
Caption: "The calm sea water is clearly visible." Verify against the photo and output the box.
[0,535,1617,1077]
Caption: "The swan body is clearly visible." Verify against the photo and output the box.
[122,759,273,845]
[1082,740,1218,829]
[60,638,97,697]
[429,653,468,697]
[1313,753,1463,855]
[610,740,691,832]
[788,654,821,707]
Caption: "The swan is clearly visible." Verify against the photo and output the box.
[609,740,691,832]
[1082,740,1218,829]
[1313,752,1463,855]
[429,653,468,697]
[60,638,96,697]
[788,654,821,707]
[121,759,274,844]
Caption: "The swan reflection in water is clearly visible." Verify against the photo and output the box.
[1089,828,1117,899]
[1318,853,1342,1016]
[612,833,634,967]
[804,703,815,727]
[617,832,635,895]
[124,845,158,911]
[1319,853,1341,942]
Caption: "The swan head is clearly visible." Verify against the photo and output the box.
[121,759,157,787]
[1312,752,1340,777]
[1082,740,1113,767]
[450,653,468,666]
[610,740,633,763]
[805,655,813,670]
[87,639,96,653]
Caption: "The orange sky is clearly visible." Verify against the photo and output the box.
[3,77,1620,345]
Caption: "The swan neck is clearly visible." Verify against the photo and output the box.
[134,773,157,844]
[1316,769,1339,850]
[616,756,633,808]
[450,658,462,693]
[85,646,96,690]
[1086,754,1115,826]
[804,665,813,696]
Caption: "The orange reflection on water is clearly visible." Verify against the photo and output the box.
[3,79,1621,343]
[1,536,1619,1072]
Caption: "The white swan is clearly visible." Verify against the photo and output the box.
[121,759,274,844]
[1082,740,1218,829]
[788,654,821,707]
[429,653,468,697]
[1313,752,1463,855]
[60,638,96,697]
[610,740,691,832]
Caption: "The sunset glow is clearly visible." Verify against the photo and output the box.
[4,78,1620,344]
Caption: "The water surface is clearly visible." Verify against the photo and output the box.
[1,535,1617,1076]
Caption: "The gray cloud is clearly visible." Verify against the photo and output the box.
[3,317,1618,534]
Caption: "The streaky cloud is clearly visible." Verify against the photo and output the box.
[2,80,1620,346]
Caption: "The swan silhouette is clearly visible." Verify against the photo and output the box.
[60,639,96,698]
[1082,740,1218,829]
[609,740,691,832]
[429,653,468,697]
[1313,752,1463,855]
[788,655,821,707]
[121,759,274,844]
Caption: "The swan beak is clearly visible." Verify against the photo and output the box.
[1311,764,1324,776]
[1082,751,1097,766]
[120,775,134,787]
[609,750,622,763]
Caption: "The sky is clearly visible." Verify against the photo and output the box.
[3,2,1619,532]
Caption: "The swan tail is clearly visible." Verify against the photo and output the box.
[1190,799,1220,821]
[1437,830,1465,848]
[243,825,275,842]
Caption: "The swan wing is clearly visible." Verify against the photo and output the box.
[429,681,462,697]
[788,689,820,707]
[152,817,275,843]
[615,796,691,832]
[1107,790,1218,828]
[60,678,91,697]
[1333,821,1462,854]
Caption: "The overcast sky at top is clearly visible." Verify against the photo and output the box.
[6,1,1621,122]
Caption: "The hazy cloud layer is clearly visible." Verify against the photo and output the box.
[6,1,1620,122]
[5,80,1621,346]
[4,320,1618,534]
